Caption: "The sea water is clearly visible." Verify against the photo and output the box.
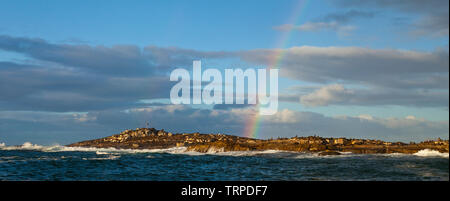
[0,142,448,181]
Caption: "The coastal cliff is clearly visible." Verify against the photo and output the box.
[67,128,449,155]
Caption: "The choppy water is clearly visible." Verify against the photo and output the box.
[0,142,448,181]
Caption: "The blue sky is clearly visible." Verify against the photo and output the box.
[1,0,447,50]
[0,0,448,145]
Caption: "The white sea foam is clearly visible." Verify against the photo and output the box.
[0,142,44,150]
[1,143,447,159]
[0,143,310,158]
[384,153,409,157]
[413,149,449,158]
[0,143,355,158]
[0,142,188,155]
[293,152,363,159]
[163,149,299,157]
[213,149,291,157]
[193,149,356,158]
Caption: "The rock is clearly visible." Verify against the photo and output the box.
[157,130,166,136]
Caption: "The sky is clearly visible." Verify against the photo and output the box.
[0,0,448,145]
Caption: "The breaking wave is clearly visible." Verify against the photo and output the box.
[0,143,347,158]
[413,149,449,158]
[0,142,187,154]
[178,149,358,159]
[0,142,301,157]
[204,149,289,156]
[1,143,448,159]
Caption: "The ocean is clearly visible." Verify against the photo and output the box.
[0,142,448,181]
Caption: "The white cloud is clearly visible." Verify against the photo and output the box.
[261,109,297,123]
[73,113,96,122]
[287,83,448,107]
[357,114,374,121]
[300,84,354,107]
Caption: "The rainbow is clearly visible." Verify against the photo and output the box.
[243,0,309,139]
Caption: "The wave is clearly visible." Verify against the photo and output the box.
[0,143,342,158]
[1,143,448,159]
[413,149,449,158]
[0,142,188,154]
[0,142,292,157]
[207,149,289,156]
[0,142,44,150]
[83,155,121,160]
[183,149,359,159]
[96,151,113,155]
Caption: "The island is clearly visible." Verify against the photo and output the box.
[68,128,449,155]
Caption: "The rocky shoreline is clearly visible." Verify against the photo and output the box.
[67,128,449,155]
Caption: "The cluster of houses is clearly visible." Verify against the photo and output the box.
[103,128,173,143]
[286,136,409,146]
[100,127,448,150]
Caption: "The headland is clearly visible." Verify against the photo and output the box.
[67,128,449,155]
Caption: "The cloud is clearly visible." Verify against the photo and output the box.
[334,0,448,14]
[300,84,354,107]
[333,0,449,38]
[144,46,233,70]
[0,35,234,112]
[239,46,449,89]
[213,103,253,110]
[0,35,448,111]
[297,84,448,107]
[321,10,376,23]
[273,22,356,36]
[0,61,172,112]
[0,35,153,76]
[273,9,375,36]
[240,46,448,108]
[411,13,449,37]
[0,35,233,76]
